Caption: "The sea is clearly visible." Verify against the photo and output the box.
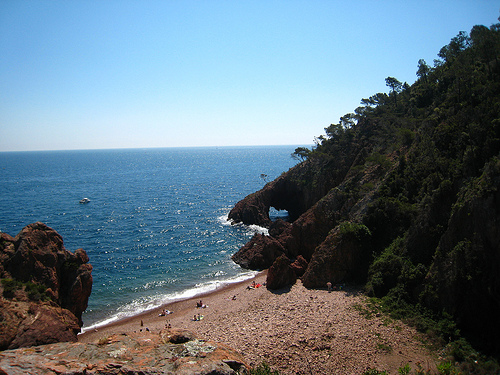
[0,146,298,332]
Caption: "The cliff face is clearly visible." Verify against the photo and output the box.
[230,154,390,286]
[229,23,500,355]
[230,147,500,354]
[0,222,93,350]
[425,159,500,352]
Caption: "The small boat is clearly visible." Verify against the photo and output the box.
[79,198,90,204]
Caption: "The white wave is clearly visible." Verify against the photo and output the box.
[246,224,269,236]
[80,270,259,334]
[219,214,269,236]
[218,214,232,226]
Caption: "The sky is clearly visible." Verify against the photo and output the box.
[0,1,499,152]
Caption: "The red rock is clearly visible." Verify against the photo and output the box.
[301,224,372,289]
[290,255,308,277]
[0,330,247,374]
[266,254,296,290]
[0,222,93,349]
[231,234,285,270]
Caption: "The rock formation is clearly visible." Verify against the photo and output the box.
[266,254,296,290]
[231,233,285,270]
[228,159,342,227]
[229,153,386,290]
[0,222,93,350]
[0,329,247,375]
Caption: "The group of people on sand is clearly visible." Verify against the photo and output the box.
[326,281,345,292]
[158,309,173,317]
[192,314,204,321]
[196,300,207,308]
[155,279,263,325]
[192,300,208,321]
[246,280,262,290]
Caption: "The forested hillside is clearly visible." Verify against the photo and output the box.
[229,19,500,366]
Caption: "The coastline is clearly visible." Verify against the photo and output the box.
[79,270,438,374]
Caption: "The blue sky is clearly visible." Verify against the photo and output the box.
[0,1,498,151]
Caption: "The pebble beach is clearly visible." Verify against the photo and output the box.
[79,271,438,374]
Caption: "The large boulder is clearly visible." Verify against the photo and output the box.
[1,300,80,349]
[302,223,372,289]
[0,222,93,349]
[266,254,297,290]
[0,330,248,375]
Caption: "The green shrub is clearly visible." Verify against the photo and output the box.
[1,278,22,298]
[338,221,372,241]
[1,278,49,301]
[362,369,388,375]
[249,362,279,375]
[24,281,50,302]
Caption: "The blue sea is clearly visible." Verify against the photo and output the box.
[0,146,297,331]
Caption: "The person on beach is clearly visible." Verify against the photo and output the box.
[196,300,207,308]
[327,281,332,292]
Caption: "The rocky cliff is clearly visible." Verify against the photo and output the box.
[0,222,93,350]
[229,23,500,357]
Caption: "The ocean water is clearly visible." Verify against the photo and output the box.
[0,146,297,331]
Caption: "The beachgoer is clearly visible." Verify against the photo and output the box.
[327,281,332,292]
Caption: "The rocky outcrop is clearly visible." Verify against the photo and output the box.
[0,299,81,349]
[230,155,382,290]
[0,329,248,375]
[302,223,372,288]
[266,254,296,290]
[228,159,341,227]
[0,222,93,350]
[231,234,285,270]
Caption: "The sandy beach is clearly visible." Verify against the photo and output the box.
[79,271,438,374]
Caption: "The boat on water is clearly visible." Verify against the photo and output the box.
[79,198,90,204]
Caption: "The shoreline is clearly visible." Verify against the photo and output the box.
[79,269,260,334]
[78,270,268,342]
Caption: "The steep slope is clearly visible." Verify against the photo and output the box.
[229,21,500,356]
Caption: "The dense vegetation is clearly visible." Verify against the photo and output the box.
[293,19,500,367]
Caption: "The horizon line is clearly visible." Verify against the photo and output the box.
[0,144,312,154]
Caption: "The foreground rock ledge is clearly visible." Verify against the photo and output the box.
[0,329,247,375]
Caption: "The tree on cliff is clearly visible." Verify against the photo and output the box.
[385,76,402,105]
[291,146,311,161]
